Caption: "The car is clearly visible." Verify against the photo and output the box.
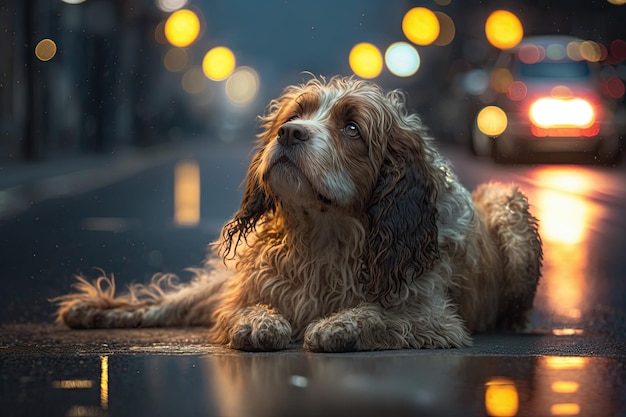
[468,35,625,164]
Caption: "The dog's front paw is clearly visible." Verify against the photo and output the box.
[229,306,292,351]
[303,317,359,353]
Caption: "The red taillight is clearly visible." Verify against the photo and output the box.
[529,97,595,129]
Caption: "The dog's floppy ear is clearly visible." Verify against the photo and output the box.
[219,85,302,259]
[364,100,440,303]
[220,148,275,259]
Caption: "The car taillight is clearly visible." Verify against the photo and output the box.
[529,97,595,128]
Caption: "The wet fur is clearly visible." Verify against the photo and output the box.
[53,77,542,352]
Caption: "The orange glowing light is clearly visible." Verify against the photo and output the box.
[485,378,519,417]
[164,9,200,47]
[544,356,587,370]
[202,46,236,81]
[551,403,581,416]
[551,381,580,394]
[349,43,383,79]
[402,7,440,46]
[529,167,604,322]
[100,355,109,410]
[174,160,201,226]
[485,10,524,50]
[477,106,508,136]
[35,38,57,61]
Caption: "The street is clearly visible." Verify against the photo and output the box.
[1,139,625,416]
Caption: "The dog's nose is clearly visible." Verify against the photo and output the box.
[277,122,309,145]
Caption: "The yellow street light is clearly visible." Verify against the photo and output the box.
[202,46,236,81]
[402,7,440,46]
[164,9,200,47]
[349,42,383,79]
[485,10,523,50]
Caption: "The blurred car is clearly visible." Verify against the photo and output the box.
[468,35,625,164]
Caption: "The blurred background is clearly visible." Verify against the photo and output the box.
[1,0,625,162]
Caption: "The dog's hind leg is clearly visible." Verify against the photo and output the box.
[472,182,543,330]
[52,267,226,329]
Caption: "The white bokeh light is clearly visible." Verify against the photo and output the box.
[156,0,188,12]
[385,42,421,77]
[225,67,260,105]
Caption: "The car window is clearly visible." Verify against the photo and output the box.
[518,61,591,79]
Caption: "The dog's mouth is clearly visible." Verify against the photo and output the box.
[272,155,296,168]
[266,154,334,207]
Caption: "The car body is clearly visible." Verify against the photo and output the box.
[469,35,625,164]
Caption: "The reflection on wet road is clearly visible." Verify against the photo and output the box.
[2,353,624,417]
[1,143,626,416]
[531,167,604,329]
[523,164,625,338]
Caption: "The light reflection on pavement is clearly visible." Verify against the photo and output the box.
[1,351,624,417]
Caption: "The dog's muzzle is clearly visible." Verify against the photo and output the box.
[277,122,309,146]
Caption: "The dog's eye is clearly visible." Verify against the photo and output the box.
[286,115,299,122]
[343,122,361,139]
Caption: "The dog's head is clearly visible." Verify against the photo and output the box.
[221,76,440,301]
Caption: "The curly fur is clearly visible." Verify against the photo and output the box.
[53,76,542,352]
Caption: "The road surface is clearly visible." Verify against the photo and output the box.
[1,139,625,416]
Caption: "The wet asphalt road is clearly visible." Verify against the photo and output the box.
[1,139,625,416]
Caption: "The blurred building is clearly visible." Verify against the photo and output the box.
[1,0,624,161]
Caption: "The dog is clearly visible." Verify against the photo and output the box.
[53,76,542,352]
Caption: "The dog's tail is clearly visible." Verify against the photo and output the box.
[52,264,227,329]
[472,182,543,330]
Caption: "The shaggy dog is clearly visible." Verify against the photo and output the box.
[54,76,542,352]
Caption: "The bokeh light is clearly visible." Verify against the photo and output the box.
[164,9,200,47]
[610,39,626,60]
[602,76,625,99]
[225,66,260,105]
[484,10,523,50]
[580,40,602,62]
[518,44,544,64]
[507,80,528,101]
[154,21,167,45]
[385,42,420,77]
[463,69,489,95]
[402,7,440,46]
[477,106,508,136]
[182,67,208,94]
[157,0,188,13]
[163,47,190,72]
[484,378,519,417]
[566,41,583,61]
[35,39,57,61]
[61,0,87,3]
[349,43,383,79]
[607,0,626,4]
[490,67,514,93]
[433,12,455,46]
[529,98,594,129]
[546,43,566,60]
[202,46,236,81]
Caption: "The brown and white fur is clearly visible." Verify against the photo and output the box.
[54,76,542,352]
